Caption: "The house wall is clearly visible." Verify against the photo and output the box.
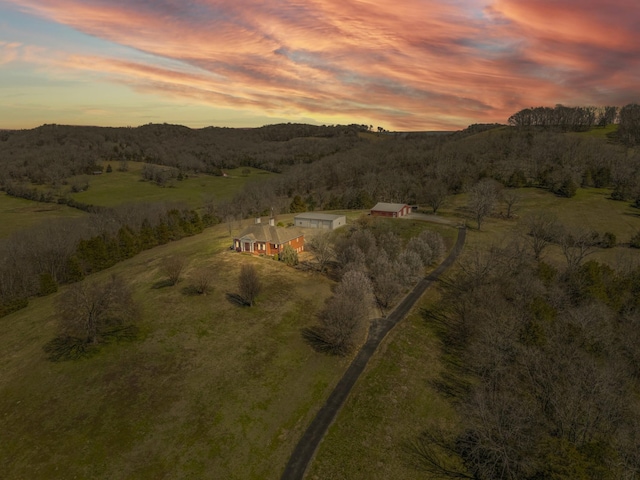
[295,216,345,230]
[371,210,394,217]
[236,235,305,256]
[371,205,410,217]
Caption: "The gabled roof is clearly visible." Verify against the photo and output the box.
[371,202,409,212]
[294,212,345,221]
[236,225,303,244]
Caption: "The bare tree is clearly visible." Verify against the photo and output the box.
[468,179,499,230]
[238,264,261,306]
[522,212,560,260]
[408,230,445,265]
[376,230,403,261]
[308,231,334,272]
[369,253,402,312]
[162,255,187,286]
[501,190,521,219]
[303,269,373,355]
[559,227,599,271]
[422,179,448,214]
[190,267,213,295]
[56,275,138,344]
[397,250,425,286]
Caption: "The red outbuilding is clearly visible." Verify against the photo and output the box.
[370,202,412,218]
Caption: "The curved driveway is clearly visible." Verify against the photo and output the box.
[280,227,467,480]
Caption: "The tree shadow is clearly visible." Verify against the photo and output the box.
[151,279,174,289]
[226,292,249,307]
[43,325,140,362]
[301,326,344,356]
[181,285,202,296]
[43,335,97,362]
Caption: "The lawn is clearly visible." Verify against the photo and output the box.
[0,193,85,237]
[70,163,274,208]
[0,221,347,480]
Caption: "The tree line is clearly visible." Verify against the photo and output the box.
[0,202,217,318]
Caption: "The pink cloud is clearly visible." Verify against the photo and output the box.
[4,0,640,130]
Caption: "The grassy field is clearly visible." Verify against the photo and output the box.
[429,186,640,264]
[308,187,640,478]
[70,164,273,208]
[1,221,347,480]
[2,188,639,479]
[0,193,85,237]
[307,289,456,480]
[0,164,273,238]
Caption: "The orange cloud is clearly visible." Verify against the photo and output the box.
[3,0,640,130]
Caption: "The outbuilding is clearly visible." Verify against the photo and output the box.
[370,202,412,218]
[293,212,346,230]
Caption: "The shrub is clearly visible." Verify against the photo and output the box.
[631,230,640,249]
[279,245,299,266]
[39,273,58,296]
[600,232,616,248]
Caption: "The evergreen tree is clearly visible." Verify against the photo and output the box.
[39,273,58,296]
[289,195,307,213]
[139,219,158,249]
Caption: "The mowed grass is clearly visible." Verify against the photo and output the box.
[0,193,85,237]
[307,290,457,480]
[70,163,273,208]
[308,189,640,478]
[0,221,349,480]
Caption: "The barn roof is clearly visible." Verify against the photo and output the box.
[236,225,303,244]
[371,202,409,212]
[294,212,345,221]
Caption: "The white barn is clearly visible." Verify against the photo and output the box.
[294,212,346,230]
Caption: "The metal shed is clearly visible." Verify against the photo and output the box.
[294,212,346,230]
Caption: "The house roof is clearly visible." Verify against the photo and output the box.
[236,225,303,244]
[294,212,345,221]
[371,202,409,212]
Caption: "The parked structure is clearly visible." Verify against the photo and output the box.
[370,202,412,218]
[234,218,304,256]
[294,212,346,230]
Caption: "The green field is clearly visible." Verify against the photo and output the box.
[0,164,273,238]
[0,220,346,480]
[70,163,273,208]
[3,187,640,479]
[0,193,85,237]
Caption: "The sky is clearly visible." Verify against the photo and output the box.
[0,0,638,131]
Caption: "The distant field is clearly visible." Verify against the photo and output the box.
[434,186,640,258]
[70,163,274,208]
[0,193,85,237]
[0,165,272,237]
[574,123,618,138]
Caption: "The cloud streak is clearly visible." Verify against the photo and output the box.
[2,0,639,130]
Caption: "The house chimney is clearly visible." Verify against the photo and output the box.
[269,218,275,227]
[255,217,261,224]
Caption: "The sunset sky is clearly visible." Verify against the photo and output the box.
[0,0,638,131]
